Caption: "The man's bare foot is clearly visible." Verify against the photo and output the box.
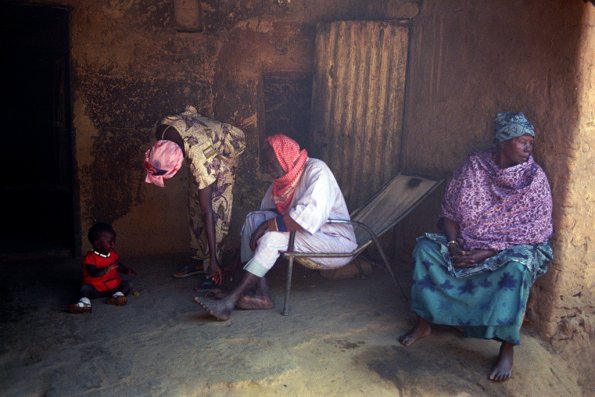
[237,294,274,310]
[399,317,432,346]
[194,297,233,321]
[489,342,514,382]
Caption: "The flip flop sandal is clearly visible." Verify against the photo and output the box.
[172,265,205,278]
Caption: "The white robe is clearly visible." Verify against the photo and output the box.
[242,158,357,277]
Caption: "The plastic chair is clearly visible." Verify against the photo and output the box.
[281,173,444,315]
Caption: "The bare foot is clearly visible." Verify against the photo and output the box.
[237,294,274,310]
[193,297,233,321]
[489,342,514,382]
[399,318,431,347]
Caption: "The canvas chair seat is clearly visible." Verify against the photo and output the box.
[294,256,326,270]
[281,173,444,315]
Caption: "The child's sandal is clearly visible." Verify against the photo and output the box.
[105,295,127,306]
[67,303,92,314]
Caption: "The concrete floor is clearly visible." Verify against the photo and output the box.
[0,254,585,396]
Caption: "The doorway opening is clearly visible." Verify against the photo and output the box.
[0,5,75,258]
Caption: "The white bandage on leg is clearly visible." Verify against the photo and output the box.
[240,210,278,263]
[244,231,290,277]
[244,227,357,277]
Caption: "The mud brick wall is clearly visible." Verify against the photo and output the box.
[20,0,593,351]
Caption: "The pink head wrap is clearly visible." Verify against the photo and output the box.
[144,140,184,187]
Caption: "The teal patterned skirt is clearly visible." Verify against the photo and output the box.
[410,235,552,345]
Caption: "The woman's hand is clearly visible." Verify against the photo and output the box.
[250,221,270,251]
[452,249,497,268]
[447,241,463,257]
[233,114,257,130]
[209,259,223,285]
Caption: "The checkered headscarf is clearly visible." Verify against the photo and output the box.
[266,134,309,215]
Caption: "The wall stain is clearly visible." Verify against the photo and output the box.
[83,128,146,223]
[77,72,212,129]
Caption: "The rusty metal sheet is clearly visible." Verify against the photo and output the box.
[310,20,410,209]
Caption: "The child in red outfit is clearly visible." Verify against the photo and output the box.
[68,222,136,314]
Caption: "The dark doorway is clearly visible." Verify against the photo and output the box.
[0,5,74,258]
[260,72,313,171]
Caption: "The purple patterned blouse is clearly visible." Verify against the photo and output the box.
[441,149,553,251]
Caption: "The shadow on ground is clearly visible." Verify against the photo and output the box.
[0,255,585,396]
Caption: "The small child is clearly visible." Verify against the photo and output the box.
[68,222,136,314]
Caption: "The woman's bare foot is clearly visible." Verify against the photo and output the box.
[399,317,432,346]
[489,342,514,382]
[237,294,274,310]
[193,297,234,321]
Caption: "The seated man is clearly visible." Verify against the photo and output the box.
[195,133,357,320]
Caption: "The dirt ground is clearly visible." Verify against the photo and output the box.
[0,254,588,397]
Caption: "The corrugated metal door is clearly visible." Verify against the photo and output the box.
[310,20,409,209]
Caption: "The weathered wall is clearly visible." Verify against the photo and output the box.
[67,0,220,255]
[21,0,592,359]
[208,1,421,242]
[399,0,594,377]
[552,3,595,377]
[19,0,418,255]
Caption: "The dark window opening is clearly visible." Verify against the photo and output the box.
[261,72,313,172]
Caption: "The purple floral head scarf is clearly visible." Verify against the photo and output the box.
[441,149,553,251]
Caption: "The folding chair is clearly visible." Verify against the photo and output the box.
[281,173,444,315]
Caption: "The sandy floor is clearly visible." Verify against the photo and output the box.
[0,254,587,397]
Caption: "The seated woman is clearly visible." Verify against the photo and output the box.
[399,112,554,382]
